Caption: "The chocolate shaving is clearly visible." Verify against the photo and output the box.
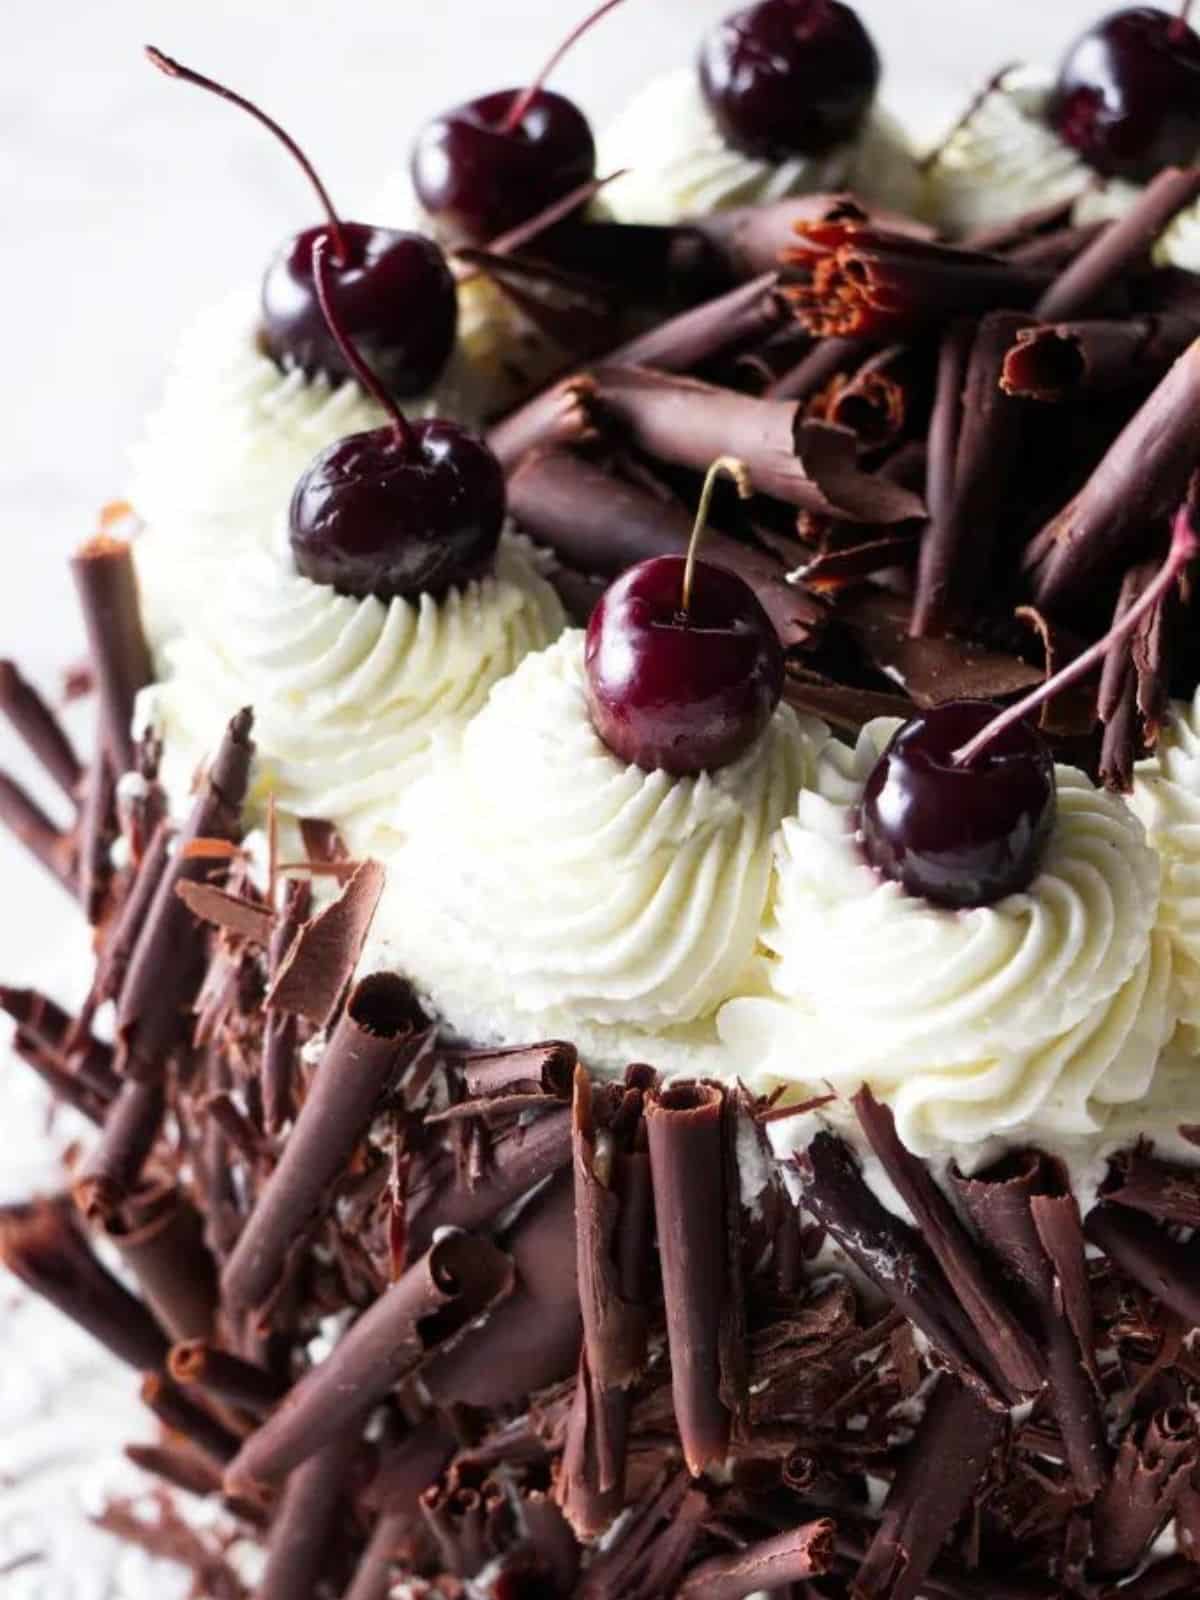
[368,1417,456,1515]
[78,741,117,922]
[455,1040,577,1104]
[100,1187,219,1343]
[783,666,914,732]
[1001,314,1200,401]
[844,591,1043,707]
[255,1428,360,1600]
[695,191,936,280]
[0,769,75,891]
[487,375,599,473]
[576,1470,708,1600]
[223,973,432,1313]
[74,1078,165,1221]
[125,1441,224,1500]
[677,1517,835,1599]
[1106,1148,1200,1227]
[1036,165,1200,322]
[1085,1203,1200,1327]
[176,880,274,945]
[606,271,785,372]
[1098,557,1173,789]
[228,1232,514,1486]
[69,533,153,775]
[92,819,173,1005]
[1092,1408,1198,1576]
[265,858,385,1027]
[0,985,118,1100]
[0,658,82,804]
[168,1340,287,1417]
[768,333,868,402]
[140,1372,242,1466]
[262,876,312,1134]
[645,1081,731,1476]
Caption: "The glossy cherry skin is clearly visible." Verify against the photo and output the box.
[859,701,1057,911]
[1049,7,1200,181]
[410,88,595,243]
[584,556,784,777]
[699,0,881,161]
[289,420,505,602]
[261,221,458,396]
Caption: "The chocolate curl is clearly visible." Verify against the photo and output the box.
[822,343,911,454]
[452,1039,577,1108]
[422,1168,581,1407]
[768,333,866,402]
[69,533,153,775]
[78,741,117,922]
[342,1511,409,1600]
[454,245,618,356]
[855,1374,1006,1600]
[125,1441,225,1500]
[9,1030,108,1123]
[140,1373,242,1466]
[1092,1408,1198,1576]
[676,1518,835,1599]
[227,1232,514,1488]
[99,1188,219,1342]
[0,1197,168,1371]
[800,1133,1002,1404]
[577,1470,708,1600]
[853,1088,1043,1399]
[265,859,385,1028]
[783,224,1050,339]
[912,310,1031,636]
[74,1078,165,1222]
[1085,1203,1200,1326]
[1036,165,1200,322]
[487,374,599,473]
[522,1485,581,1592]
[1001,314,1200,401]
[0,985,118,1100]
[223,973,433,1314]
[845,591,1044,709]
[367,1417,456,1514]
[0,769,75,891]
[168,1341,287,1418]
[507,449,825,651]
[953,1153,1106,1496]
[117,708,254,1081]
[925,321,971,533]
[256,1428,360,1600]
[262,876,312,1134]
[1106,1149,1200,1227]
[1104,1557,1200,1599]
[1028,340,1200,607]
[1008,221,1109,270]
[590,366,926,523]
[693,192,937,280]
[645,1081,730,1476]
[606,271,785,372]
[1098,557,1174,791]
[961,194,1081,253]
[0,659,82,804]
[406,1104,573,1259]
[92,818,173,1007]
[175,880,274,944]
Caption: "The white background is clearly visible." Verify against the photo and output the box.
[0,0,1122,1591]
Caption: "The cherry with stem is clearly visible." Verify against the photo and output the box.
[500,0,628,134]
[310,235,415,457]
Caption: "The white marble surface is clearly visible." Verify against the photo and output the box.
[0,0,1120,1592]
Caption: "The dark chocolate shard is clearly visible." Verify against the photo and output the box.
[125,1441,225,1500]
[953,1153,1107,1497]
[576,1470,708,1600]
[175,879,274,945]
[783,666,915,732]
[1001,314,1200,402]
[0,659,82,804]
[255,1428,360,1600]
[853,1087,1043,1398]
[227,1231,514,1487]
[854,1373,1007,1600]
[844,592,1043,707]
[676,1518,835,1599]
[1085,1202,1200,1326]
[1092,1408,1198,1576]
[645,1081,731,1476]
[1106,1148,1200,1227]
[224,973,432,1313]
[69,533,153,776]
[265,858,385,1028]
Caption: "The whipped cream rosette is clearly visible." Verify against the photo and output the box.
[720,717,1174,1157]
[596,67,922,226]
[367,630,824,1068]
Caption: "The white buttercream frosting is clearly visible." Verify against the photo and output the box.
[595,66,922,225]
[719,718,1173,1156]
[925,65,1200,267]
[138,530,564,854]
[365,630,824,1066]
[1132,688,1200,1034]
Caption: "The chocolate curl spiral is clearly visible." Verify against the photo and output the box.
[168,1340,287,1417]
[74,1078,165,1222]
[69,533,153,776]
[1001,314,1200,402]
[98,1187,219,1343]
[693,191,937,280]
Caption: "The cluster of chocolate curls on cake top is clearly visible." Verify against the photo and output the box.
[13,22,1200,1598]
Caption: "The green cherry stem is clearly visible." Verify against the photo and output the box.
[954,502,1199,768]
[681,457,753,619]
[501,0,628,134]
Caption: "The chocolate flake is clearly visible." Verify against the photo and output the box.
[676,1517,835,1599]
[265,858,385,1028]
[1085,1203,1200,1327]
[175,880,275,945]
[1091,1408,1198,1576]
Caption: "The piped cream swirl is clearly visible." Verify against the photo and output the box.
[595,67,922,225]
[719,719,1172,1155]
[369,631,823,1053]
[1132,688,1200,1033]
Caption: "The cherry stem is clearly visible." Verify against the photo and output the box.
[145,45,348,264]
[1174,0,1195,37]
[311,234,416,454]
[681,458,753,619]
[953,503,1199,768]
[501,0,627,134]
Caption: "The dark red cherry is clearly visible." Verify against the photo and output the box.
[699,0,881,161]
[1049,6,1200,181]
[410,0,628,243]
[288,235,504,603]
[859,702,1057,910]
[261,222,456,395]
[146,48,457,396]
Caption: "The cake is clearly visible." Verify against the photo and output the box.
[8,5,1200,1599]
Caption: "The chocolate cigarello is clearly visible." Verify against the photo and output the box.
[588,364,926,522]
[342,1511,410,1600]
[255,1428,361,1600]
[1036,165,1200,323]
[822,342,911,453]
[0,1198,169,1372]
[366,1416,456,1513]
[168,1341,288,1418]
[1085,1203,1200,1327]
[953,1153,1106,1496]
[559,1360,632,1537]
[99,1188,219,1342]
[223,973,432,1313]
[675,1517,835,1599]
[855,1373,1006,1600]
[78,738,116,923]
[265,857,385,1028]
[0,985,118,1099]
[69,533,153,776]
[507,449,826,652]
[853,1088,1043,1398]
[1027,339,1200,607]
[454,245,618,356]
[226,1232,514,1487]
[117,707,254,1081]
[125,1441,225,1500]
[262,875,311,1134]
[0,769,75,891]
[140,1373,243,1465]
[645,1081,731,1476]
[1001,315,1200,402]
[9,1031,108,1123]
[925,320,971,533]
[766,333,866,401]
[92,817,173,1006]
[692,191,937,281]
[74,1078,165,1222]
[457,1039,577,1102]
[605,272,784,373]
[0,659,82,805]
[486,373,599,473]
[1092,1409,1199,1577]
